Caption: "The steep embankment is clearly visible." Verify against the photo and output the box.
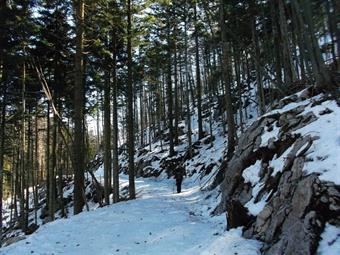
[218,88,340,254]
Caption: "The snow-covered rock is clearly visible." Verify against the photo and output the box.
[218,88,340,254]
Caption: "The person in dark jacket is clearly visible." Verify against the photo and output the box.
[173,165,186,193]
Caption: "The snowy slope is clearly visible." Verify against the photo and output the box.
[219,89,340,254]
[242,92,340,218]
[1,175,261,255]
[2,93,239,250]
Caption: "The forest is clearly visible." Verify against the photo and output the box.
[0,0,339,254]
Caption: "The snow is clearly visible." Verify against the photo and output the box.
[318,224,340,255]
[3,90,339,254]
[260,95,340,184]
[244,182,269,216]
[263,101,309,117]
[242,161,261,184]
[268,145,292,175]
[294,100,340,184]
[242,161,268,216]
[2,93,248,253]
[1,176,262,255]
[242,93,340,221]
[260,125,280,147]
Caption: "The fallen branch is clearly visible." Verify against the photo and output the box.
[31,58,76,175]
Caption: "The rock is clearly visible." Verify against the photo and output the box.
[40,206,48,220]
[226,200,254,230]
[255,206,272,229]
[327,186,340,197]
[142,166,161,178]
[25,223,39,235]
[204,163,216,176]
[291,175,316,218]
[202,135,215,145]
[217,93,340,254]
[320,196,328,203]
[137,148,149,157]
[319,108,333,115]
[300,87,312,100]
[3,236,26,247]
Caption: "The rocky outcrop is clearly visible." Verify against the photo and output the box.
[218,90,340,254]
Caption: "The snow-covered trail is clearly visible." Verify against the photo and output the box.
[1,176,261,255]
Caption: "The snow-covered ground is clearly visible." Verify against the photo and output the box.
[1,175,262,255]
[318,224,340,255]
[2,89,338,254]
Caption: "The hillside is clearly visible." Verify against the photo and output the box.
[1,88,339,255]
[218,88,340,254]
[2,0,340,254]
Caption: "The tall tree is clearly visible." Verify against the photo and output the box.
[166,4,175,157]
[184,0,192,157]
[194,2,204,139]
[292,0,330,89]
[127,0,136,199]
[220,0,236,158]
[112,27,119,203]
[0,0,8,245]
[73,0,85,214]
[103,61,112,205]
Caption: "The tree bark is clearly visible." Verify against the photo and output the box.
[277,0,296,85]
[20,60,27,232]
[112,29,119,203]
[0,61,7,246]
[73,0,85,214]
[194,4,204,139]
[292,0,330,89]
[127,0,136,199]
[104,69,112,205]
[184,2,192,157]
[166,6,175,157]
[220,0,236,158]
[251,2,266,115]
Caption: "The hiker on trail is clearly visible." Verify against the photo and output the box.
[173,165,186,193]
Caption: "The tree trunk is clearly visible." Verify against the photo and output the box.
[278,0,296,85]
[220,0,236,158]
[194,4,204,139]
[104,69,112,205]
[127,0,136,199]
[112,29,119,203]
[333,0,340,70]
[25,108,31,228]
[46,101,50,215]
[140,86,144,147]
[166,6,175,157]
[73,0,85,214]
[174,34,179,145]
[251,2,266,115]
[293,0,330,89]
[20,60,27,232]
[0,62,7,246]
[325,0,337,70]
[50,108,57,221]
[184,4,192,157]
